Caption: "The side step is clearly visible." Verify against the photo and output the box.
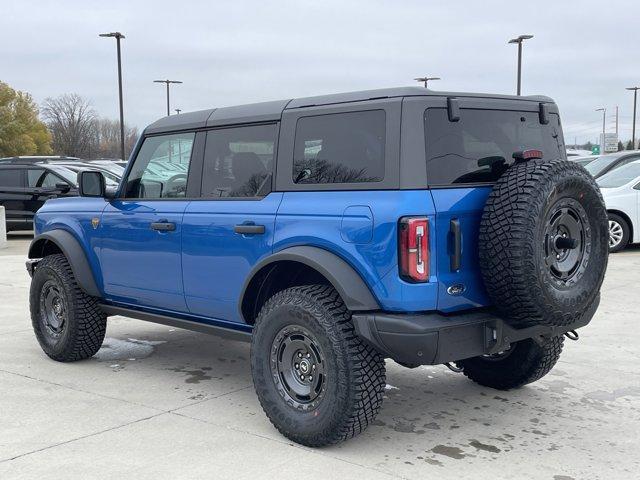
[100,304,252,343]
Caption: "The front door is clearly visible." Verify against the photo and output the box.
[100,132,196,313]
[182,123,281,322]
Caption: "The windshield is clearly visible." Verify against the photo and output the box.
[597,162,640,188]
[585,154,623,176]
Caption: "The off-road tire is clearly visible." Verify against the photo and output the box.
[607,212,630,253]
[455,336,564,390]
[30,254,106,362]
[479,159,608,328]
[251,284,386,447]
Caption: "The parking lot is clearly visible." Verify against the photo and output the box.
[0,233,639,480]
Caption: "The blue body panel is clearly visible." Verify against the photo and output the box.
[33,186,491,328]
[430,187,491,311]
[100,200,189,312]
[181,193,283,322]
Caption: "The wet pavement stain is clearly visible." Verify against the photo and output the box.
[170,367,213,384]
[553,475,575,480]
[583,386,640,402]
[94,338,166,362]
[468,439,501,453]
[431,445,467,459]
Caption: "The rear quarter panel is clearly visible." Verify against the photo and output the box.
[274,190,439,312]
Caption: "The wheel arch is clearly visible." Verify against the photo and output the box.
[239,246,380,324]
[28,230,101,297]
[607,209,634,242]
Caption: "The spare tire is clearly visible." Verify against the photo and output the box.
[479,159,608,328]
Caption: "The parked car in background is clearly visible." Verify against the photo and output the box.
[569,155,597,167]
[0,163,119,232]
[0,155,82,164]
[585,151,640,178]
[566,148,592,157]
[597,161,640,252]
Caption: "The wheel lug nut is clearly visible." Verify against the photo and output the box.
[306,353,310,358]
[556,254,560,259]
[295,363,299,369]
[300,375,305,380]
[312,364,316,370]
[309,376,313,381]
[298,353,302,358]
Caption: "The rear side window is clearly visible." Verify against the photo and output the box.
[425,109,564,185]
[293,110,385,184]
[202,124,276,198]
[0,169,22,187]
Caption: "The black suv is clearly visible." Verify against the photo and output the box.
[0,163,81,231]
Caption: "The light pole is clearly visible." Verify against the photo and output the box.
[153,79,183,116]
[627,87,639,149]
[508,34,533,95]
[596,108,606,154]
[99,32,126,160]
[414,76,440,88]
[175,108,182,114]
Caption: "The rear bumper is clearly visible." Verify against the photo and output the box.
[352,299,597,365]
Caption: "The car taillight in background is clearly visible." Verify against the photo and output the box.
[399,216,429,282]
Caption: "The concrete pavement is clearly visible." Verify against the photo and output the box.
[1,233,639,480]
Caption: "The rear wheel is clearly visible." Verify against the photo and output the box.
[30,254,106,362]
[455,336,564,390]
[607,213,630,253]
[250,285,386,447]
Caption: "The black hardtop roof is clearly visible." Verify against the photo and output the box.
[145,86,555,134]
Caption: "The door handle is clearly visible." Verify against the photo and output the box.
[234,224,265,235]
[449,219,462,272]
[150,221,176,232]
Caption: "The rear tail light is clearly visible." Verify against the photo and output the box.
[399,216,429,282]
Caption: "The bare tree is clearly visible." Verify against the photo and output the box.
[41,94,98,158]
[94,118,138,160]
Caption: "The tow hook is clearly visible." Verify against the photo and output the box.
[564,330,579,341]
[444,362,464,373]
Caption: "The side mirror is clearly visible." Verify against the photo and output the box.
[79,171,106,197]
[55,182,72,194]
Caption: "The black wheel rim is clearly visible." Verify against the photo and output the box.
[39,279,67,337]
[270,325,326,411]
[543,198,590,286]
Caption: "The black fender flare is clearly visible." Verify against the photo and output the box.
[239,246,380,320]
[28,230,101,297]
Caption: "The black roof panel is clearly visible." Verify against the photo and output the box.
[144,87,555,133]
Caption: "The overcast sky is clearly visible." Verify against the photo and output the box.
[2,0,638,145]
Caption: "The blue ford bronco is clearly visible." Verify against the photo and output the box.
[26,87,608,447]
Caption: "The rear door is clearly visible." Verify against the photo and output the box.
[424,100,566,312]
[24,168,76,221]
[0,167,29,229]
[181,123,281,323]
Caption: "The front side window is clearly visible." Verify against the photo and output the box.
[202,124,276,198]
[124,132,195,198]
[27,169,64,188]
[293,110,386,184]
[425,109,565,185]
[0,169,22,187]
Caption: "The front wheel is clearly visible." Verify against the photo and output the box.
[608,213,630,253]
[455,336,564,390]
[30,254,107,362]
[250,285,386,447]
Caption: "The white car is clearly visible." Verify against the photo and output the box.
[597,161,640,252]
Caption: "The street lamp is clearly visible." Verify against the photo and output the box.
[596,108,606,154]
[627,87,639,149]
[508,34,534,95]
[153,79,183,116]
[99,31,126,161]
[175,108,182,115]
[414,76,440,88]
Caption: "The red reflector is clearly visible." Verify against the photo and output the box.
[399,217,429,282]
[513,149,544,161]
